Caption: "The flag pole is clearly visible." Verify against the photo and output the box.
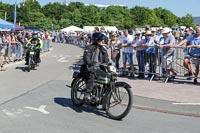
[14,0,17,30]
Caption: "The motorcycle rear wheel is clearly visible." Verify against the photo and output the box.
[71,78,85,107]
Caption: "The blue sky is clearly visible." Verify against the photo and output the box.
[3,0,200,17]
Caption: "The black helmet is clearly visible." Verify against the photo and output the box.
[92,32,106,43]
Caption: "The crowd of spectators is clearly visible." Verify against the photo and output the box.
[0,30,53,70]
[52,26,200,84]
[2,25,198,84]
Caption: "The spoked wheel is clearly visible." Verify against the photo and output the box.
[27,56,32,72]
[71,78,86,107]
[105,83,133,120]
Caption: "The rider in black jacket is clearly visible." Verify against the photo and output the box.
[83,32,109,100]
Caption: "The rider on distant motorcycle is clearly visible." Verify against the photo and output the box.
[25,31,43,65]
[82,32,109,100]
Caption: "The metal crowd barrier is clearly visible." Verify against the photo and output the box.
[131,46,200,83]
[60,35,88,48]
[61,36,200,83]
[42,40,52,52]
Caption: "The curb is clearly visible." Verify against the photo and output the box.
[132,95,200,117]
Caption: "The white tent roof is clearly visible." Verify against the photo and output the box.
[61,25,84,32]
[83,26,118,32]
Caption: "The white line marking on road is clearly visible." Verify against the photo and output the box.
[24,105,50,114]
[2,109,30,118]
[57,57,69,63]
[172,103,200,105]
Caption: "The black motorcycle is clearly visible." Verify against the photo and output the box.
[26,43,38,72]
[70,64,133,120]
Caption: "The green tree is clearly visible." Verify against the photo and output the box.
[81,5,100,27]
[59,18,71,29]
[104,6,127,29]
[0,2,14,22]
[67,2,84,12]
[153,7,177,27]
[0,2,5,19]
[42,2,67,21]
[1,1,194,30]
[130,6,161,27]
[70,9,82,27]
[180,14,195,27]
[17,0,42,25]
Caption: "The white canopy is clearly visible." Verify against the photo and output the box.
[61,25,84,32]
[83,26,118,32]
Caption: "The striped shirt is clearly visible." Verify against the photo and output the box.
[134,38,144,51]
[120,35,133,53]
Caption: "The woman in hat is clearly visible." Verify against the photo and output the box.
[141,30,156,79]
[109,33,121,70]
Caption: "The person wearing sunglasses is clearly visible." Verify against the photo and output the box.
[139,30,156,79]
[158,27,176,79]
[134,31,145,78]
[185,26,200,84]
[176,27,194,78]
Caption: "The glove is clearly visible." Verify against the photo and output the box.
[108,63,112,66]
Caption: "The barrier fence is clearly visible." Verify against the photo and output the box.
[132,46,200,83]
[0,39,52,68]
[62,35,200,84]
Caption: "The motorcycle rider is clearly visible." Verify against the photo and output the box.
[83,32,109,100]
[25,31,43,65]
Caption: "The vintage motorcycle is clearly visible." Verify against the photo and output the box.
[70,63,133,120]
[26,43,38,72]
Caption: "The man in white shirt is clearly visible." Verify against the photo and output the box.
[120,30,134,77]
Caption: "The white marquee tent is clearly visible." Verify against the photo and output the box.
[61,25,84,32]
[83,26,118,32]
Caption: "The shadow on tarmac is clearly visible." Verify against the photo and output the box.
[54,97,109,119]
[15,66,38,72]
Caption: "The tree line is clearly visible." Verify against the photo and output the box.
[0,0,196,30]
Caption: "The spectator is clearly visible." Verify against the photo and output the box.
[94,27,100,33]
[15,33,23,61]
[10,32,18,62]
[52,31,57,42]
[0,33,5,70]
[185,26,200,84]
[174,28,181,42]
[109,33,120,70]
[151,28,159,70]
[120,30,134,77]
[159,27,176,77]
[177,27,194,77]
[4,32,11,63]
[141,30,156,79]
[157,27,163,39]
[134,31,145,78]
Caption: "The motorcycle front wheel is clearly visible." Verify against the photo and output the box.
[71,78,85,107]
[27,56,32,72]
[105,83,133,120]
